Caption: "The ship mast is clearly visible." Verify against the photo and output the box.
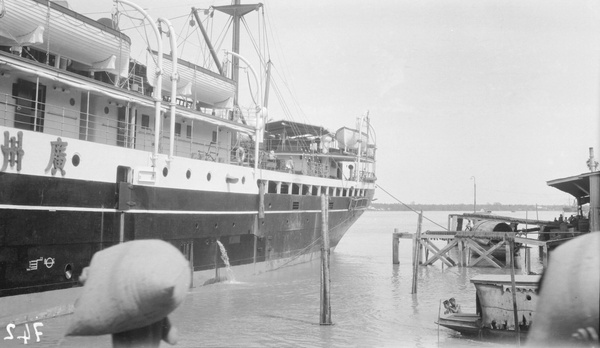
[213,2,263,107]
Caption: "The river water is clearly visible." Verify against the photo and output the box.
[16,210,559,347]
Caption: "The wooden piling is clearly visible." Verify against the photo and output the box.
[320,194,332,325]
[411,212,423,294]
[393,228,399,265]
[411,233,418,294]
[508,236,521,346]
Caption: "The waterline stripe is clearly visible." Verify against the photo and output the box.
[0,204,364,214]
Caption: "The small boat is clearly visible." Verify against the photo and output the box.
[436,274,540,340]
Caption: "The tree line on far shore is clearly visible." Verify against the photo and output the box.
[370,202,568,212]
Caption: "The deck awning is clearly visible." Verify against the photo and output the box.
[547,172,600,204]
[265,120,331,138]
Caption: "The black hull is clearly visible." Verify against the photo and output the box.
[0,171,370,299]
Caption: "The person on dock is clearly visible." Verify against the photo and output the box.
[65,240,191,347]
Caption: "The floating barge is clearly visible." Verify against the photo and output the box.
[437,274,540,339]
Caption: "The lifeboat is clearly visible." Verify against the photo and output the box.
[146,50,236,109]
[0,0,131,77]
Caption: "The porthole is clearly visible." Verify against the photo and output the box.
[207,172,212,181]
[72,154,81,167]
[104,106,109,114]
[214,223,218,229]
[186,170,191,179]
[64,263,73,280]
[69,98,75,106]
[232,222,236,227]
[162,167,168,177]
[526,295,532,301]
[242,176,246,184]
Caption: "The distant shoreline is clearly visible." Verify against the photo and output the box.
[370,203,569,212]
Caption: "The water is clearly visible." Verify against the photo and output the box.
[12,210,559,347]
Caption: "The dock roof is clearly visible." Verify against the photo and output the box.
[547,172,599,204]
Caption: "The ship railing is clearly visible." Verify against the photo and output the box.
[0,93,233,164]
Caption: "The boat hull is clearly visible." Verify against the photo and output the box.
[0,167,368,322]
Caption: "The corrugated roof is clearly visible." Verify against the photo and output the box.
[547,172,599,204]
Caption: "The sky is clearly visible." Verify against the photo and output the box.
[68,0,600,205]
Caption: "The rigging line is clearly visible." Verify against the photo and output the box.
[268,208,364,272]
[375,184,448,231]
[260,5,270,62]
[270,64,310,125]
[175,13,193,53]
[267,235,323,272]
[263,10,305,122]
[245,69,258,105]
[240,18,267,68]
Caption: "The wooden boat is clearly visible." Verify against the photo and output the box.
[436,274,540,340]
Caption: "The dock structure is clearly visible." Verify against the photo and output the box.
[392,213,576,270]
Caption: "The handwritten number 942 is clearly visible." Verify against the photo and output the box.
[4,323,43,344]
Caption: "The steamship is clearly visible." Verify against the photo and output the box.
[0,0,376,321]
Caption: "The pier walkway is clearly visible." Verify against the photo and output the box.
[392,212,576,270]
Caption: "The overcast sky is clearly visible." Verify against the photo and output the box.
[71,0,600,205]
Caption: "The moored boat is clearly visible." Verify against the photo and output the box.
[436,274,540,340]
[0,0,376,323]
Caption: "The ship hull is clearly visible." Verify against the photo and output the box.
[0,162,368,322]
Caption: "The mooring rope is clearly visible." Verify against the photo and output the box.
[375,184,448,230]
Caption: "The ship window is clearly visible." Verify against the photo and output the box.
[175,122,182,136]
[268,181,277,194]
[141,114,150,129]
[312,186,319,196]
[72,154,81,167]
[292,184,300,195]
[162,167,168,177]
[186,125,192,139]
[302,185,310,195]
[64,263,73,280]
[186,170,191,179]
[280,183,289,194]
[212,130,217,143]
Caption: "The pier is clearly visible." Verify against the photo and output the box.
[392,213,576,270]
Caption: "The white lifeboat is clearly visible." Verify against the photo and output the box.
[0,0,131,77]
[146,50,236,109]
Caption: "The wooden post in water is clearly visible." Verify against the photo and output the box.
[393,228,399,265]
[417,211,423,264]
[411,211,423,294]
[508,235,521,346]
[320,194,332,325]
